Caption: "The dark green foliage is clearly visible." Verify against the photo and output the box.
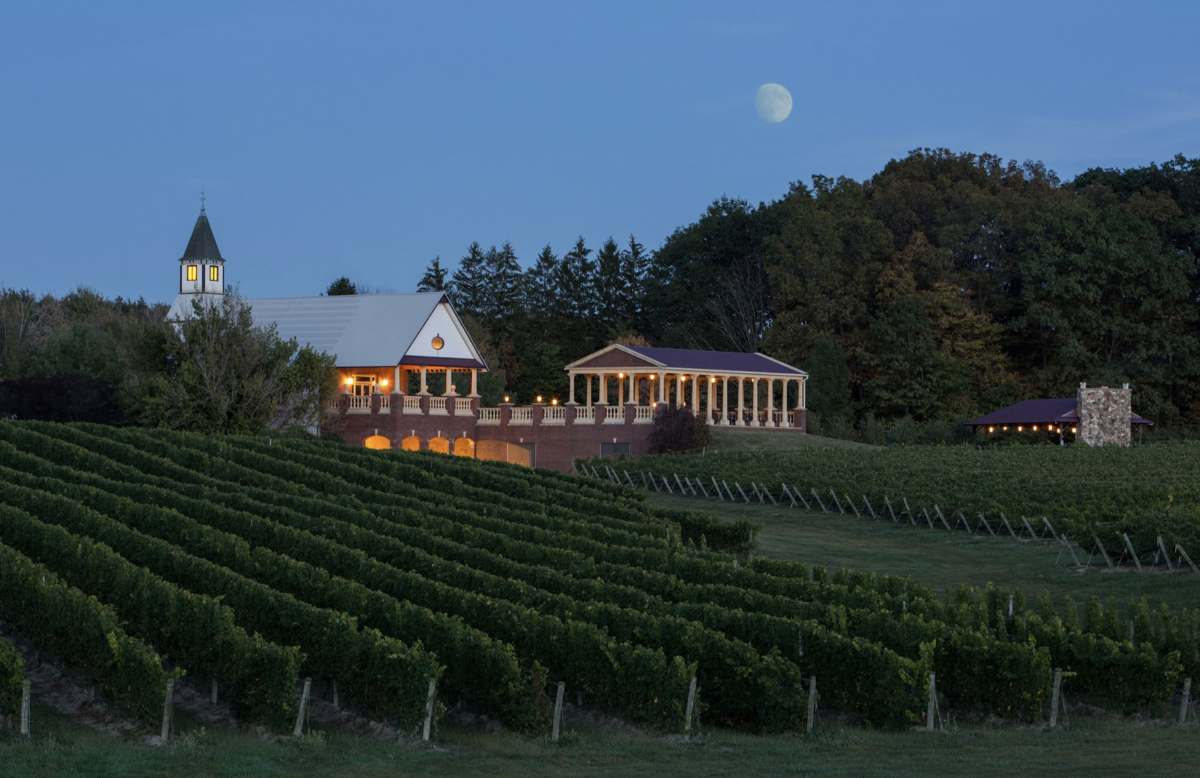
[0,374,124,424]
[648,405,712,454]
[324,276,358,295]
[0,633,24,722]
[0,541,168,723]
[803,338,852,422]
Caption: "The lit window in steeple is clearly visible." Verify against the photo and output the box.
[209,266,219,282]
[187,265,198,282]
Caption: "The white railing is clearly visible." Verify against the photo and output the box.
[378,394,391,414]
[510,407,533,425]
[543,406,566,425]
[602,405,625,424]
[403,395,422,414]
[453,397,473,414]
[633,405,655,424]
[348,394,372,413]
[573,406,596,423]
[478,407,501,425]
[429,397,449,415]
[787,411,796,427]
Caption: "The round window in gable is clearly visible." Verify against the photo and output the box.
[431,335,444,351]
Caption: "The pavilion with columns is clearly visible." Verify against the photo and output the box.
[563,344,807,428]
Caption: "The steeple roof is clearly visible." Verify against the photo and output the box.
[180,210,223,261]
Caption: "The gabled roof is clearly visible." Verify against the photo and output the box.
[964,398,1152,426]
[243,292,486,369]
[181,211,223,261]
[564,344,806,377]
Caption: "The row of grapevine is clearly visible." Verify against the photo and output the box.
[0,633,25,722]
[0,541,168,723]
[609,446,1200,553]
[0,499,303,727]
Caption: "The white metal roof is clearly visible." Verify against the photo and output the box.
[242,293,486,369]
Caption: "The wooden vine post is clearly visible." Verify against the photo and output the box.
[805,677,817,734]
[1181,678,1193,725]
[211,678,218,705]
[293,677,312,737]
[1049,669,1063,727]
[20,679,30,737]
[683,676,698,735]
[551,681,565,744]
[160,678,175,744]
[422,678,437,742]
[925,673,937,732]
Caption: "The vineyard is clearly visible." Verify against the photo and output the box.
[0,421,1195,739]
[612,445,1200,557]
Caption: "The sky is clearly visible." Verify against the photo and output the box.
[1,1,1198,304]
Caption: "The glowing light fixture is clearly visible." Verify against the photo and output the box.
[344,377,354,385]
[1017,425,1023,432]
[380,379,389,387]
[988,426,994,433]
[504,396,510,402]
[618,373,624,378]
[1072,426,1077,433]
[1002,426,1008,431]
[536,395,543,403]
[551,398,558,405]
[1032,425,1038,431]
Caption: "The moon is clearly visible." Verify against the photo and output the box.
[755,83,792,124]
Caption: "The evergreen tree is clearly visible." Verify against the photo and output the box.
[594,237,626,328]
[620,234,649,325]
[555,236,596,319]
[523,245,559,315]
[324,277,358,296]
[416,257,448,293]
[487,241,524,320]
[803,338,853,422]
[450,242,489,316]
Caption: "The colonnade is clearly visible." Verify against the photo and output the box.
[566,370,805,428]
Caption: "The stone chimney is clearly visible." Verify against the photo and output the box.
[1076,382,1131,447]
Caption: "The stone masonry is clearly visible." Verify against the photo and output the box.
[1076,383,1131,446]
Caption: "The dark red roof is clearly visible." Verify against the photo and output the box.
[964,398,1152,427]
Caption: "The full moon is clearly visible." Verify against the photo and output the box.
[755,83,792,124]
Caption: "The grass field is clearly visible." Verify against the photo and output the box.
[648,493,1200,614]
[2,701,1196,778]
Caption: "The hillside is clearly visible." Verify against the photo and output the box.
[0,421,1194,737]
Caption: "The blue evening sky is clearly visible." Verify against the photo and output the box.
[2,1,1197,304]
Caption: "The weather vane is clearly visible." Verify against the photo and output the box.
[200,189,206,213]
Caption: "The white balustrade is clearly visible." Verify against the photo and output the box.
[573,406,596,424]
[543,406,566,425]
[378,394,391,414]
[453,397,473,414]
[478,407,501,425]
[348,394,372,414]
[633,405,655,424]
[403,395,422,414]
[510,407,533,425]
[429,397,449,415]
[602,405,625,424]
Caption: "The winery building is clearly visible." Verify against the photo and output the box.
[166,209,809,470]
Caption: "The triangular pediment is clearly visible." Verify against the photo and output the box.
[565,344,663,371]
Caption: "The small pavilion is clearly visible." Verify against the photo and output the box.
[563,344,807,428]
[964,395,1152,443]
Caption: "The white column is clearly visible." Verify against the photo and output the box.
[470,369,479,398]
[628,373,635,404]
[781,378,791,427]
[599,373,608,405]
[675,375,683,407]
[393,365,401,394]
[658,373,666,404]
[764,378,775,427]
[722,377,730,425]
[706,378,715,425]
[736,377,746,426]
[799,377,806,410]
[751,377,760,427]
[420,366,428,395]
[586,375,593,406]
[445,368,457,396]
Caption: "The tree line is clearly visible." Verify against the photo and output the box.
[3,147,1198,437]
[390,149,1200,434]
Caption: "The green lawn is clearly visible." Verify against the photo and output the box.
[708,427,876,452]
[2,702,1195,778]
[650,492,1200,613]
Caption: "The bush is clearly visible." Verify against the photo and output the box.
[648,405,711,454]
[0,374,123,424]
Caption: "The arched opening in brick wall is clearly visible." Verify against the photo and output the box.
[364,435,391,450]
[453,438,475,458]
[401,436,421,451]
[428,437,450,455]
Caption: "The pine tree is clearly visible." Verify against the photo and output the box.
[555,236,595,319]
[450,242,488,316]
[416,257,448,293]
[524,245,559,315]
[620,234,648,324]
[324,277,357,296]
[488,241,524,320]
[595,237,626,328]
